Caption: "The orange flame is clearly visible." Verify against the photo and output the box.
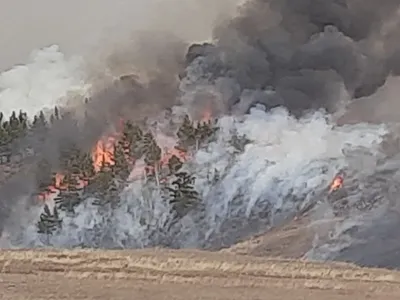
[92,136,116,172]
[329,175,344,193]
[37,120,192,202]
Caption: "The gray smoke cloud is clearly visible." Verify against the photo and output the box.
[0,0,243,232]
[181,0,400,117]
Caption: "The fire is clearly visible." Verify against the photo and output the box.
[329,174,344,193]
[36,117,195,202]
[92,136,116,172]
[54,173,65,188]
[36,173,65,202]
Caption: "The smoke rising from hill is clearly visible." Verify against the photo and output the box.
[2,0,400,269]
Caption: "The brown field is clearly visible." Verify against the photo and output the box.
[1,246,400,300]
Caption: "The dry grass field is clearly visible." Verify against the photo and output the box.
[1,247,400,300]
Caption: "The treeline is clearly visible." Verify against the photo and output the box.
[23,107,221,239]
[0,109,52,158]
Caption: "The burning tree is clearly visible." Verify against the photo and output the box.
[54,174,83,213]
[25,109,222,242]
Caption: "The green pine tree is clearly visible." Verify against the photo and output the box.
[194,119,219,150]
[79,152,96,180]
[86,162,112,197]
[112,142,130,181]
[54,189,82,213]
[176,114,196,151]
[129,125,146,158]
[35,158,53,192]
[167,154,183,175]
[54,106,60,120]
[53,173,83,213]
[229,129,251,153]
[166,171,200,218]
[18,110,28,133]
[37,204,62,236]
[90,162,119,207]
[142,132,162,185]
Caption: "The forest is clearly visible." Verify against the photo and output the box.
[0,105,241,241]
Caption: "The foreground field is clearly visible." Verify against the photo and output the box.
[1,248,400,300]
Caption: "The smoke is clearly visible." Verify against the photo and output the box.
[3,107,387,249]
[2,0,400,269]
[180,0,400,118]
[0,0,243,70]
[0,0,244,232]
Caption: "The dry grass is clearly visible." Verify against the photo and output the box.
[1,248,400,283]
[2,248,400,299]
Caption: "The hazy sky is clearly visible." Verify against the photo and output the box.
[0,0,243,70]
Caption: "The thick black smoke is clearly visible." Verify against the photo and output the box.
[181,0,400,116]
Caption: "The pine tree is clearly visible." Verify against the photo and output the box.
[32,111,47,129]
[229,129,251,153]
[54,190,82,213]
[166,171,200,218]
[142,132,162,185]
[0,123,9,146]
[50,106,61,125]
[35,158,53,192]
[39,110,47,126]
[53,173,83,213]
[87,163,112,195]
[0,116,11,163]
[194,119,219,150]
[8,111,21,140]
[129,124,146,158]
[167,154,183,175]
[90,163,119,207]
[37,204,62,236]
[113,142,130,181]
[59,142,81,173]
[31,110,48,144]
[176,114,196,151]
[1,121,12,145]
[80,152,96,180]
[18,110,28,133]
[54,106,60,120]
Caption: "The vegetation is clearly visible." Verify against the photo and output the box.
[0,107,220,241]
